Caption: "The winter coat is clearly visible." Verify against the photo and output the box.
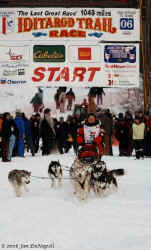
[23,119,33,137]
[40,119,55,140]
[66,91,75,100]
[59,92,66,103]
[77,121,103,157]
[100,113,113,136]
[88,87,97,97]
[30,92,43,105]
[54,122,68,142]
[115,120,131,143]
[1,119,18,140]
[132,122,145,140]
[14,116,25,138]
[96,87,105,96]
[54,91,60,103]
[31,119,40,138]
[88,96,96,114]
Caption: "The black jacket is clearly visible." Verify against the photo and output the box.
[54,122,68,141]
[1,119,19,139]
[40,119,55,140]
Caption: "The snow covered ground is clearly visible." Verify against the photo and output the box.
[1,147,151,250]
[0,81,149,250]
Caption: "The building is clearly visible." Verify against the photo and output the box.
[0,0,139,8]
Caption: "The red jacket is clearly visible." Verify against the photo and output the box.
[77,122,103,157]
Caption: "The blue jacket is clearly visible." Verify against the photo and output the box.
[14,116,25,137]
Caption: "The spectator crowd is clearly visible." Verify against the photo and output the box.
[0,103,151,162]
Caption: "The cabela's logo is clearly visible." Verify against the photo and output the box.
[33,45,65,62]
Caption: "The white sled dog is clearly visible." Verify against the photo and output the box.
[8,169,31,197]
[71,157,92,200]
[48,160,63,188]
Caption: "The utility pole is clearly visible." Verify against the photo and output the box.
[140,0,148,111]
[146,0,151,110]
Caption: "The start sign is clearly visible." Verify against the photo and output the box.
[32,66,101,83]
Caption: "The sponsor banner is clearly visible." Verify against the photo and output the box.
[102,43,139,87]
[30,43,139,88]
[104,45,136,63]
[0,78,27,85]
[0,10,15,35]
[0,45,29,86]
[1,62,29,68]
[69,46,100,62]
[0,8,140,41]
[0,74,28,85]
[33,45,65,62]
[2,68,25,77]
[0,46,29,63]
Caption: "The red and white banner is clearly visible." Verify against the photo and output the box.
[0,8,140,41]
[0,8,140,88]
[0,42,139,87]
[30,43,139,88]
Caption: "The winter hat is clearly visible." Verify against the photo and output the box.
[75,110,81,115]
[15,109,22,116]
[44,108,51,114]
[16,108,21,113]
[35,112,41,117]
[118,113,124,120]
[105,109,110,114]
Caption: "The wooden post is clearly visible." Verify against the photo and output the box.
[140,0,148,111]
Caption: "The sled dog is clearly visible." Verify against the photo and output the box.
[91,159,125,196]
[8,169,31,197]
[48,160,63,188]
[71,157,92,200]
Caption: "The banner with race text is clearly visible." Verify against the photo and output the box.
[0,8,140,42]
[0,42,139,88]
[30,42,139,88]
